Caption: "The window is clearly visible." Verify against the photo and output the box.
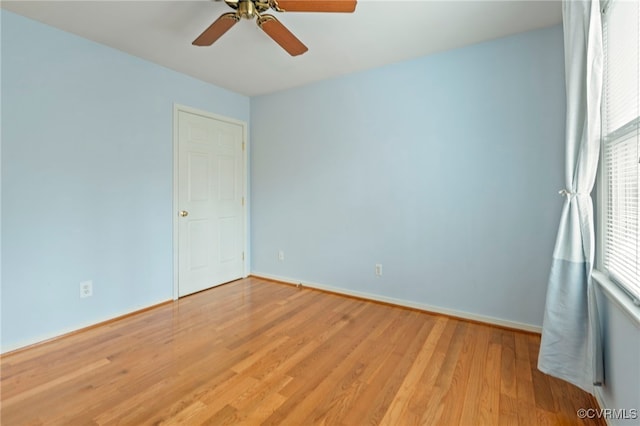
[601,0,640,301]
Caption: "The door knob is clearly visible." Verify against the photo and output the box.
[179,210,189,217]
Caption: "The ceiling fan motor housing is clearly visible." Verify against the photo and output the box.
[238,1,256,19]
[226,0,272,19]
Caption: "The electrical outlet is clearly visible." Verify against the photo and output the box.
[278,250,285,261]
[80,280,93,298]
[375,264,383,277]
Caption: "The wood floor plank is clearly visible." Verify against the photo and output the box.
[332,310,435,425]
[499,393,520,426]
[350,310,435,426]
[458,324,491,425]
[262,302,391,424]
[306,313,441,426]
[0,277,605,425]
[500,331,518,399]
[429,321,476,425]
[379,316,448,425]
[514,331,537,426]
[478,335,502,425]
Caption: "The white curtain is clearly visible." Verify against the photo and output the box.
[538,0,604,393]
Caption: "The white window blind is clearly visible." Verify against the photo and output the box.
[602,0,640,301]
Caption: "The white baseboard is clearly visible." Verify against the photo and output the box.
[251,272,542,334]
[594,388,612,426]
[1,298,171,354]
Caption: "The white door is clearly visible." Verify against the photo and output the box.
[177,109,245,297]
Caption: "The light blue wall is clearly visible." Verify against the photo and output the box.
[1,11,249,351]
[250,25,566,328]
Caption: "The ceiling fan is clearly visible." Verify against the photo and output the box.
[193,0,357,56]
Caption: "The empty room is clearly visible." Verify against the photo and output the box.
[1,0,639,424]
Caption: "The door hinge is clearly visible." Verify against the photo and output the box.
[242,141,245,151]
[242,252,245,261]
[242,197,245,206]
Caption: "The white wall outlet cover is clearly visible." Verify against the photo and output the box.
[80,280,93,298]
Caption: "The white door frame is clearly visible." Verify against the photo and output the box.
[172,104,249,300]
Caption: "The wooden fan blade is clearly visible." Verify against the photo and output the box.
[274,0,356,13]
[193,13,239,46]
[257,15,308,56]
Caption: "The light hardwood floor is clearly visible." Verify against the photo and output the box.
[1,277,604,425]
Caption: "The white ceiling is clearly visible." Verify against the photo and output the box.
[2,0,562,96]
